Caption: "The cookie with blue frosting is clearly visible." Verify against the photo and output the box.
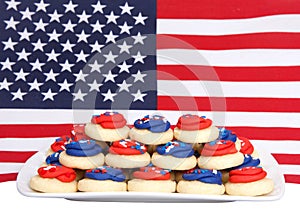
[129,114,173,145]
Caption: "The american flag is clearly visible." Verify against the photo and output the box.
[0,0,300,184]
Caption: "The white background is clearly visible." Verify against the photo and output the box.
[0,181,298,213]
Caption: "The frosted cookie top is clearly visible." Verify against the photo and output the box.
[65,139,102,157]
[229,166,267,183]
[91,111,127,129]
[238,136,255,155]
[201,140,238,156]
[230,154,260,170]
[50,135,71,152]
[85,166,126,182]
[132,165,171,180]
[133,114,171,133]
[218,127,237,142]
[156,141,194,158]
[37,165,76,182]
[109,139,147,155]
[182,168,223,185]
[176,114,212,130]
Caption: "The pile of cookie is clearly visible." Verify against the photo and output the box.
[29,112,274,196]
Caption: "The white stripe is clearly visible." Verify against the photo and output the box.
[251,140,300,154]
[157,49,300,66]
[280,165,300,175]
[1,109,300,128]
[157,80,300,98]
[157,14,300,35]
[0,138,55,151]
[0,163,24,174]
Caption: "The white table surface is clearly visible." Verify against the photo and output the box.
[0,181,298,213]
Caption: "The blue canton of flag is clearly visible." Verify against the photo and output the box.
[0,0,157,109]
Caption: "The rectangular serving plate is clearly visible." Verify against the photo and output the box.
[16,145,285,202]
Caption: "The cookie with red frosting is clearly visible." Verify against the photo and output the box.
[84,111,130,142]
[127,165,176,192]
[29,165,77,193]
[237,136,259,158]
[198,140,244,170]
[225,166,274,196]
[173,114,219,143]
[78,166,127,192]
[129,114,173,145]
[177,168,225,195]
[46,135,72,156]
[105,139,151,168]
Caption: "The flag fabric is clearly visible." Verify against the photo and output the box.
[0,0,300,184]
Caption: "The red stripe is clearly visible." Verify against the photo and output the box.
[157,65,300,82]
[272,154,300,165]
[0,124,74,138]
[157,0,300,19]
[157,33,300,50]
[0,173,18,183]
[221,127,300,141]
[1,125,300,141]
[0,151,37,163]
[158,96,300,113]
[284,174,300,184]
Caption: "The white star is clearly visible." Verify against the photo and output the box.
[20,8,34,21]
[103,51,117,63]
[35,0,50,12]
[91,20,104,33]
[132,32,147,44]
[88,80,102,92]
[11,88,26,101]
[132,90,147,102]
[14,69,29,81]
[4,17,19,30]
[34,18,47,31]
[16,48,30,61]
[88,60,103,72]
[46,49,60,61]
[90,40,104,52]
[132,51,146,64]
[120,2,134,15]
[62,20,76,32]
[42,89,57,101]
[60,60,74,72]
[104,30,118,43]
[6,0,21,10]
[92,1,106,13]
[58,79,73,92]
[102,89,116,102]
[105,11,119,24]
[77,11,91,23]
[133,12,148,25]
[61,40,75,52]
[48,29,62,42]
[72,89,87,101]
[74,70,88,82]
[0,78,13,91]
[132,70,147,83]
[44,69,59,81]
[76,30,89,42]
[75,50,89,62]
[19,28,33,41]
[117,80,132,92]
[49,10,63,22]
[1,58,14,70]
[3,37,17,51]
[117,40,132,54]
[118,61,132,73]
[103,70,117,83]
[31,59,44,71]
[119,22,132,34]
[32,39,46,51]
[28,79,43,91]
[63,0,78,13]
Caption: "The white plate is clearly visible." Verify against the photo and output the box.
[17,147,285,202]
